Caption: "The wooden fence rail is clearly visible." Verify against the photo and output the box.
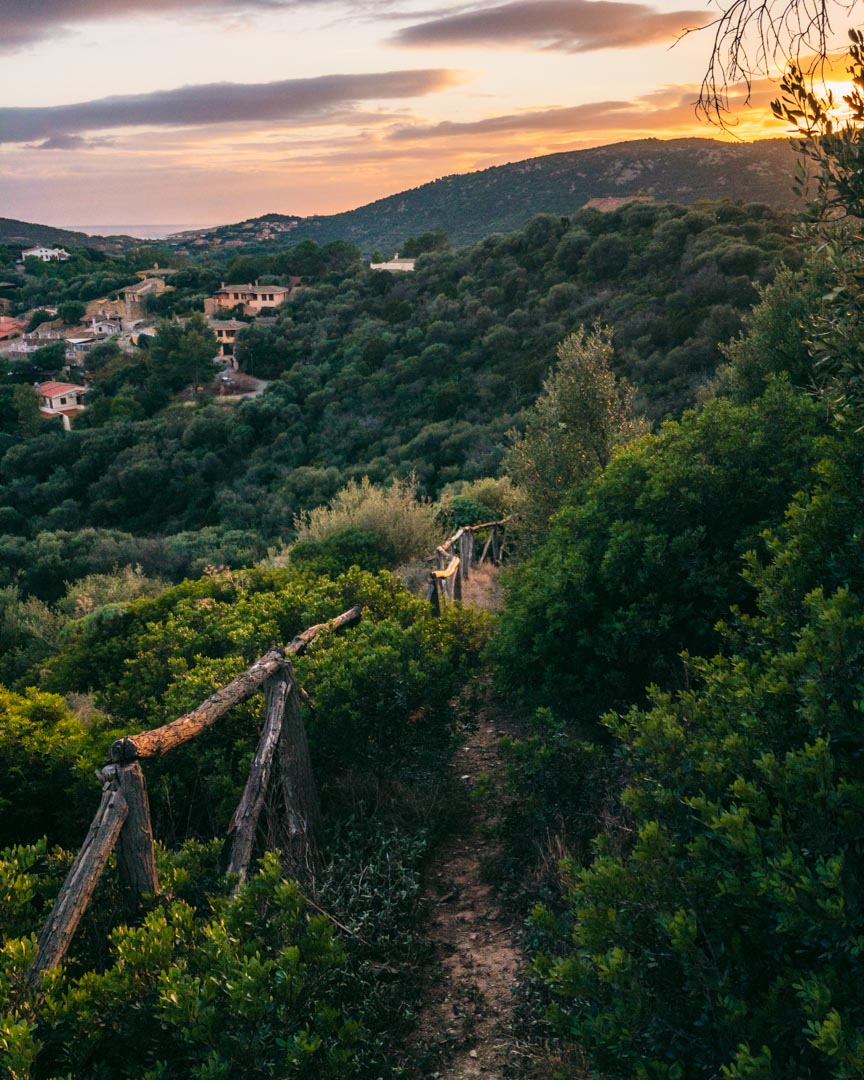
[26,605,361,990]
[426,519,508,613]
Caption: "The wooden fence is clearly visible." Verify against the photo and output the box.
[425,519,507,613]
[26,605,361,990]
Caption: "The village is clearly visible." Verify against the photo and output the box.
[0,242,416,431]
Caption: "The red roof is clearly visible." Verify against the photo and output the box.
[38,381,87,396]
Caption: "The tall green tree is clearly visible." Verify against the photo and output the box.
[149,314,216,393]
[503,326,648,542]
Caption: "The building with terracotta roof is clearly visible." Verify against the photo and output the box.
[204,281,295,317]
[134,263,180,281]
[0,316,26,341]
[117,277,172,320]
[207,317,247,364]
[36,381,88,430]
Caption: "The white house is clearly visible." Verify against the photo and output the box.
[369,254,415,273]
[22,246,70,263]
[36,380,87,430]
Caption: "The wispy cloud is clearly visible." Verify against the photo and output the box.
[0,0,364,53]
[386,80,780,140]
[0,69,462,145]
[391,0,708,52]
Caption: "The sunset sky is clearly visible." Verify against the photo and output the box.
[0,0,840,229]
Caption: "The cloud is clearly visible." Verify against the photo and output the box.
[392,0,707,52]
[0,0,348,53]
[0,68,462,145]
[386,79,780,140]
[29,133,114,150]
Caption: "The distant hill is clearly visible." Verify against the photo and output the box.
[0,218,140,254]
[172,137,804,255]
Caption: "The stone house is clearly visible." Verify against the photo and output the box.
[207,317,246,364]
[204,280,295,317]
[117,278,172,321]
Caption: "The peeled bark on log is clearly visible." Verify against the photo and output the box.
[28,773,128,986]
[227,670,288,885]
[268,660,322,881]
[112,763,159,899]
[110,607,361,762]
[284,606,361,656]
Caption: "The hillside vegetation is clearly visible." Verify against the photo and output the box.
[175,138,803,254]
[5,103,864,1075]
[0,201,800,607]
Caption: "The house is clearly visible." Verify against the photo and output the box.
[22,246,70,263]
[369,254,415,273]
[65,335,110,366]
[0,316,25,341]
[89,316,122,336]
[207,317,246,364]
[134,263,179,281]
[204,280,295,317]
[36,380,87,430]
[117,277,172,320]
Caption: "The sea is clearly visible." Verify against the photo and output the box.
[66,224,214,239]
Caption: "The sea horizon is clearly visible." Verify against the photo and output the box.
[66,224,216,239]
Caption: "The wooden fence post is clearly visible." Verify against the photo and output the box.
[227,669,288,885]
[112,762,159,900]
[267,660,322,881]
[27,771,129,987]
[425,573,441,615]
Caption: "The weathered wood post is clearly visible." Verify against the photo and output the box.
[112,762,159,899]
[227,668,289,885]
[459,529,473,583]
[425,572,441,615]
[27,770,129,987]
[268,661,322,881]
[478,526,494,566]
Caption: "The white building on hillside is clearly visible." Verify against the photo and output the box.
[36,380,87,430]
[22,246,70,263]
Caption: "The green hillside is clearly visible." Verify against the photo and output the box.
[174,137,803,255]
[0,217,140,254]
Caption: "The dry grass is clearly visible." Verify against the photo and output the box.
[289,476,443,567]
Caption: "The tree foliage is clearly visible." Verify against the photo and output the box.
[503,326,648,540]
[533,427,864,1078]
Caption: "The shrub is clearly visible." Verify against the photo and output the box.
[492,379,827,723]
[291,477,442,569]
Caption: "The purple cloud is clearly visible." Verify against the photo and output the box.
[0,69,460,145]
[0,0,412,53]
[392,0,708,52]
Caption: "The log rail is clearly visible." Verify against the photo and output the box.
[26,605,361,989]
[425,519,508,613]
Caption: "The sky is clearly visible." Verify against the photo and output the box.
[0,0,839,228]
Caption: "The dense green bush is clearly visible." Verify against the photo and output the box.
[1,849,382,1078]
[287,476,442,570]
[0,689,121,849]
[31,566,489,844]
[533,428,864,1078]
[492,379,826,722]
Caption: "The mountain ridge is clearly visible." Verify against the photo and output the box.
[2,137,803,256]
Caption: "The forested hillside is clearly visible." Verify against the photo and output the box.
[0,199,802,613]
[175,138,803,253]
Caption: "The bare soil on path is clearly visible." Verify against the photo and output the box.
[409,693,524,1078]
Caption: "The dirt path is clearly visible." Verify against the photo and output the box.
[411,694,523,1077]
